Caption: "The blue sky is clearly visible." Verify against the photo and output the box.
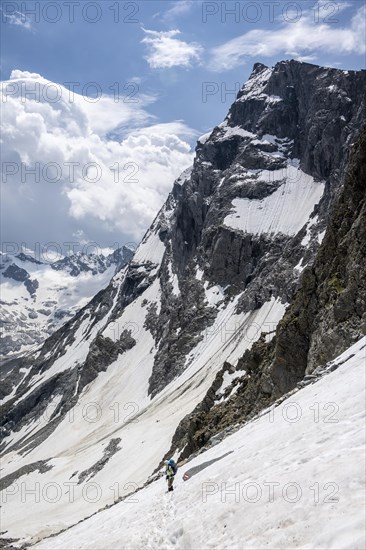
[2,0,365,134]
[1,0,365,254]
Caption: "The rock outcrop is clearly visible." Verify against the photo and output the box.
[167,124,366,458]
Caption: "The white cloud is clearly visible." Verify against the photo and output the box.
[5,70,157,138]
[66,131,193,236]
[128,121,198,140]
[209,4,366,71]
[1,10,32,30]
[1,71,195,243]
[161,0,195,22]
[293,55,318,63]
[141,28,202,69]
[315,0,353,14]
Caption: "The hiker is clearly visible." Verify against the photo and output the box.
[164,459,177,492]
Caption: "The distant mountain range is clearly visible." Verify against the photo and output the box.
[0,246,133,358]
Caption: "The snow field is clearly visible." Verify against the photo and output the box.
[33,337,366,550]
[0,298,286,544]
[224,164,325,237]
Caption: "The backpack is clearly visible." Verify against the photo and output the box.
[168,458,177,475]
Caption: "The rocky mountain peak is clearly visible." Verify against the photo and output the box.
[15,252,43,265]
[250,61,268,75]
[0,62,365,544]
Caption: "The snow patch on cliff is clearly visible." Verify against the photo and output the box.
[224,165,325,236]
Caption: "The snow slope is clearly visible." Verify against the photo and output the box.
[0,295,286,544]
[224,163,325,236]
[33,337,366,550]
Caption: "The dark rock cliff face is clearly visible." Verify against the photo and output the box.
[270,124,366,393]
[167,125,366,459]
[231,61,364,178]
[147,61,365,395]
[178,63,363,280]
